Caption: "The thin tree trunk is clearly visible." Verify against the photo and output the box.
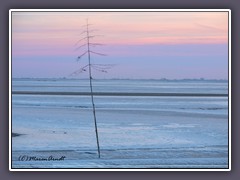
[86,19,101,158]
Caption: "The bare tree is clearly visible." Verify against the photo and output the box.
[71,19,112,158]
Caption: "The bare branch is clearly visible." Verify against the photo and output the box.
[77,51,88,61]
[89,51,107,56]
[91,66,108,73]
[74,37,87,46]
[81,64,90,69]
[89,43,105,46]
[88,35,104,39]
[74,44,87,51]
[69,64,89,76]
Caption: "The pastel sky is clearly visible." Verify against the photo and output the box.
[12,11,229,79]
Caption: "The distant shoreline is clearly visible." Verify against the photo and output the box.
[12,91,228,97]
[11,78,228,82]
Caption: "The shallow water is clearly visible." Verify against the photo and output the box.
[11,79,229,169]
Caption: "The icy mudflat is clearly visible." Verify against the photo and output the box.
[11,79,229,169]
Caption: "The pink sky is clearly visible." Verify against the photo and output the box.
[12,11,228,56]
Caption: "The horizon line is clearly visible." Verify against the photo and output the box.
[12,77,228,81]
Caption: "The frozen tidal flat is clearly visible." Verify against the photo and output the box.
[11,79,229,169]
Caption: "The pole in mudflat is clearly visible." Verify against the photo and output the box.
[71,19,112,158]
[86,19,101,158]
